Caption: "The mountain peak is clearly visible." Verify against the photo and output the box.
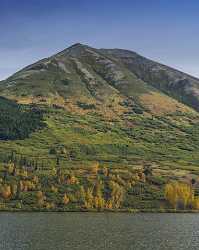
[55,43,92,58]
[70,43,86,47]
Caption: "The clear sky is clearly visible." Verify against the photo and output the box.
[0,0,199,80]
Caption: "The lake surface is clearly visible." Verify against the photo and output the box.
[0,213,199,250]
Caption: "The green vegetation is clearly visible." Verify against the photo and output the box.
[76,101,96,110]
[1,43,199,211]
[0,104,197,211]
[0,97,45,140]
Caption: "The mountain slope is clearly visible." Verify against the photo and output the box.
[1,43,199,114]
[100,48,199,111]
[1,44,199,211]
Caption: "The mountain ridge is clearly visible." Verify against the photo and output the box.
[1,43,199,115]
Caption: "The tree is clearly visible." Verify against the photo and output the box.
[63,193,70,205]
[93,183,105,210]
[165,182,194,209]
[78,186,86,205]
[192,197,199,210]
[51,185,58,193]
[108,181,124,209]
[66,174,78,185]
[1,184,12,199]
[11,183,18,198]
[90,162,99,175]
[143,164,152,176]
[102,167,109,177]
[7,162,14,175]
[105,200,113,209]
[36,191,45,207]
[84,188,94,209]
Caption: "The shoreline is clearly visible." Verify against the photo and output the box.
[0,208,199,213]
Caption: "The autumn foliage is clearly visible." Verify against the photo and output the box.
[164,182,198,209]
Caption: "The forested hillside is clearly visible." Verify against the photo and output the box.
[0,97,45,140]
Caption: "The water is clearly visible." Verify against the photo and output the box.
[0,213,199,250]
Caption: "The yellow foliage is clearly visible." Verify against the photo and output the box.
[14,169,20,176]
[90,162,99,175]
[94,196,105,209]
[93,184,105,209]
[192,197,199,210]
[132,173,140,181]
[19,180,35,192]
[165,182,194,209]
[45,202,55,209]
[66,174,79,185]
[51,185,58,193]
[102,167,109,177]
[63,194,70,205]
[84,188,94,209]
[138,172,146,182]
[19,180,24,192]
[20,170,28,178]
[36,191,45,207]
[32,176,39,184]
[1,185,12,199]
[36,191,43,199]
[111,174,126,186]
[105,200,113,209]
[108,181,124,209]
[11,184,18,196]
[51,167,57,176]
[7,163,14,174]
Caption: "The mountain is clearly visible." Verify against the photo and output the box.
[0,43,199,211]
[1,43,199,114]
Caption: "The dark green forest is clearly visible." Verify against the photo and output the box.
[0,97,45,140]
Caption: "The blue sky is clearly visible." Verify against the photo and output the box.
[0,0,199,80]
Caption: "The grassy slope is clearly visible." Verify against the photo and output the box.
[1,106,199,169]
[0,105,199,211]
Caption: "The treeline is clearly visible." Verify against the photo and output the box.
[0,97,45,140]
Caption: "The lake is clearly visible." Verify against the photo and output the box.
[0,213,198,250]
